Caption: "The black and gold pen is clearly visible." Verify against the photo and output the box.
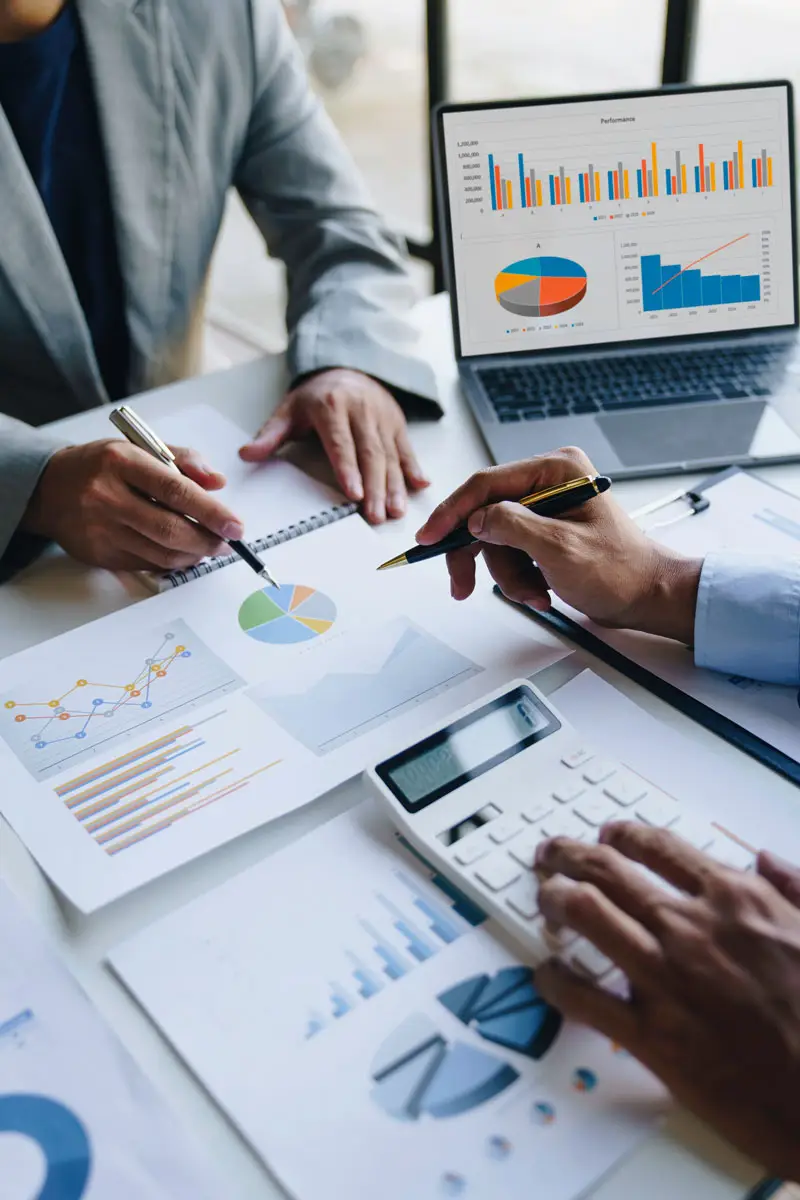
[377,474,612,570]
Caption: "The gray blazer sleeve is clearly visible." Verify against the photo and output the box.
[0,415,66,565]
[235,0,442,416]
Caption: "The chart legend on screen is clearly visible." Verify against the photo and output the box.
[238,584,337,645]
[495,256,587,318]
[0,620,243,781]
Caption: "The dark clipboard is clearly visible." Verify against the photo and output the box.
[495,465,800,789]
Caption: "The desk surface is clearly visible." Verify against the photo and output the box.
[0,292,788,1200]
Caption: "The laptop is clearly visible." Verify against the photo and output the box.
[436,81,800,477]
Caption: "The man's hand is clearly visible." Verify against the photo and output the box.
[416,446,701,643]
[535,824,800,1179]
[21,440,244,571]
[239,368,429,524]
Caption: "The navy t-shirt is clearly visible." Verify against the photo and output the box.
[0,3,130,399]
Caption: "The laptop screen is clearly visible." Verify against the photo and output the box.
[440,84,796,359]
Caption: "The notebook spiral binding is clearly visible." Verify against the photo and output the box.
[163,501,360,589]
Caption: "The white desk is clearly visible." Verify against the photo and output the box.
[0,292,788,1200]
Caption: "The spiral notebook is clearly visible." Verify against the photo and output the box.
[157,499,359,589]
[141,405,357,592]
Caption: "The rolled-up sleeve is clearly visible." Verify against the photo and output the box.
[694,551,800,684]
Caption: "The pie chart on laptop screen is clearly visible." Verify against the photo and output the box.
[495,256,587,318]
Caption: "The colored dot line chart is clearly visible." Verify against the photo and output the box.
[0,620,243,781]
[5,633,188,747]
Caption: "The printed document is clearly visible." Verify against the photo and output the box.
[110,803,666,1200]
[0,881,220,1198]
[0,518,567,910]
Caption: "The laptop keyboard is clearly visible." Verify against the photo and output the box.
[478,344,788,423]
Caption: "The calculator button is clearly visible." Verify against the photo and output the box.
[474,855,521,892]
[671,816,714,851]
[540,811,589,841]
[603,775,647,806]
[634,796,680,828]
[583,760,617,785]
[488,818,525,845]
[454,840,489,866]
[552,780,586,804]
[706,839,755,870]
[520,798,554,824]
[573,796,618,827]
[509,832,546,869]
[505,875,540,920]
[568,939,615,979]
[524,917,553,963]
[562,747,594,769]
[545,923,578,951]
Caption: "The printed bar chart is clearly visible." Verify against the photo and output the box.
[641,234,760,312]
[304,865,485,1038]
[54,714,281,856]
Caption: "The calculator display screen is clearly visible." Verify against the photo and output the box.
[377,686,560,813]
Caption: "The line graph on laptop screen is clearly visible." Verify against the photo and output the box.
[442,85,795,357]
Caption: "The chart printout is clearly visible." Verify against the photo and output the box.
[110,804,667,1200]
[442,85,795,356]
[111,670,800,1200]
[0,882,220,1199]
[0,518,567,910]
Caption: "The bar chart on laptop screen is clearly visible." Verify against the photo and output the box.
[621,225,773,319]
[449,89,789,235]
[444,85,793,357]
[485,135,776,212]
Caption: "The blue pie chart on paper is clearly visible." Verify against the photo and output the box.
[0,1093,92,1199]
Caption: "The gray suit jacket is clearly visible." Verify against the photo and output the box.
[0,0,440,560]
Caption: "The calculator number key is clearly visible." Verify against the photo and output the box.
[474,855,521,892]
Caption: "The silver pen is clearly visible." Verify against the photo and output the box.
[109,404,278,587]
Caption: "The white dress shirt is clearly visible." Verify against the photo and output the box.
[694,551,800,684]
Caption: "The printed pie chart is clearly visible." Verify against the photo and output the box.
[0,1093,92,1199]
[238,583,337,645]
[495,256,587,317]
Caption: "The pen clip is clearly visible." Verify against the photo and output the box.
[636,489,710,532]
[518,475,595,508]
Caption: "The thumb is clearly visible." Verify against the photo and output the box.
[239,402,295,463]
[758,850,800,908]
[170,446,226,490]
[467,501,557,557]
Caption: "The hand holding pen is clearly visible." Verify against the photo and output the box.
[406,447,701,646]
[20,430,246,575]
[109,407,277,584]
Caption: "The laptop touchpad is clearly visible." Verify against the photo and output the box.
[597,401,766,468]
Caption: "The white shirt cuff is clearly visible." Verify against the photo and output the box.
[694,551,800,685]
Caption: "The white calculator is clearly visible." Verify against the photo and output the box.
[367,679,754,980]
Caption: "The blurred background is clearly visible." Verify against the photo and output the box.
[205,0,800,369]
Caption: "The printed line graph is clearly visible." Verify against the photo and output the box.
[5,633,186,747]
[0,620,243,781]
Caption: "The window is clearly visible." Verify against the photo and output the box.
[695,1,800,96]
[297,0,429,238]
[451,0,668,102]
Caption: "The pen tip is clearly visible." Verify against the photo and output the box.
[377,554,408,571]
